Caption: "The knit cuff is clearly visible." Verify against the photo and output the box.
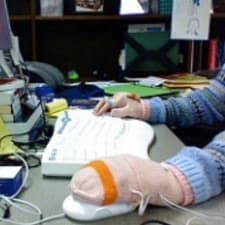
[165,147,222,204]
[165,164,194,205]
[148,97,167,123]
[140,100,150,121]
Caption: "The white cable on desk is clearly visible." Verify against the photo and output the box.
[160,194,225,225]
[2,152,225,225]
[10,153,29,199]
[0,213,65,225]
[0,152,66,225]
[0,153,42,222]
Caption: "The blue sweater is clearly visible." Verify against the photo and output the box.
[147,66,225,204]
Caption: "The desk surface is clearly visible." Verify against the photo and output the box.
[12,124,225,225]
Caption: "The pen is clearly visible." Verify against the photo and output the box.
[127,93,141,102]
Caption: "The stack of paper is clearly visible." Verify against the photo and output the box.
[162,73,209,88]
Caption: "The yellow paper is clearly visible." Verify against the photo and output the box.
[0,117,23,155]
[45,98,68,117]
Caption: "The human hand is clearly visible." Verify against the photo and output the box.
[94,92,136,115]
[93,92,149,119]
[70,154,185,211]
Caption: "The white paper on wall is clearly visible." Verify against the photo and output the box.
[171,0,212,40]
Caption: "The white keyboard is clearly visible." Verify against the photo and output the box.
[41,109,154,177]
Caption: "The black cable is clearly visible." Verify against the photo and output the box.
[0,153,41,168]
[0,199,11,219]
[140,220,172,225]
[25,154,41,168]
[0,129,37,143]
[0,133,12,144]
[14,136,50,146]
[0,154,24,166]
[0,115,50,146]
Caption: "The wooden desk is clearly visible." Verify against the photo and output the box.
[11,124,225,225]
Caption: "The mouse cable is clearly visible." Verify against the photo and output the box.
[9,153,29,199]
[0,153,43,220]
[24,153,41,168]
[0,153,66,225]
[159,193,225,225]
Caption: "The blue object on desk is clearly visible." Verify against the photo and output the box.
[0,166,23,196]
[35,85,55,104]
[55,82,104,105]
[70,99,99,109]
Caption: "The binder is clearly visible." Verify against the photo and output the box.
[124,31,179,76]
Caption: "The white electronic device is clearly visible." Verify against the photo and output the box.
[41,109,154,177]
[5,104,43,143]
[62,195,136,221]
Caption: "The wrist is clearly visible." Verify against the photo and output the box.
[165,164,194,205]
[140,100,150,120]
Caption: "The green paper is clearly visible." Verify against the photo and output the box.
[103,83,179,98]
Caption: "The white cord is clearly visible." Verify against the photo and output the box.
[160,194,225,224]
[0,153,66,225]
[130,189,151,216]
[0,213,65,225]
[9,153,29,199]
[12,199,42,216]
[0,153,42,220]
[185,216,207,225]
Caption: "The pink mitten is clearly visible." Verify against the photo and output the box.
[94,92,150,120]
[70,154,192,209]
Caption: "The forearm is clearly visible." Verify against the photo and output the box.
[146,76,225,127]
[165,130,225,204]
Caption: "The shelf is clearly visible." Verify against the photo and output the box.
[35,14,170,21]
[8,0,225,78]
[10,13,225,22]
[10,13,225,23]
[10,15,32,21]
[212,13,225,19]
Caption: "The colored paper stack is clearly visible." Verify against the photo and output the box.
[0,88,22,123]
[162,73,209,88]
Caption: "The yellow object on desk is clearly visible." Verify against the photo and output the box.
[0,117,23,155]
[45,98,68,117]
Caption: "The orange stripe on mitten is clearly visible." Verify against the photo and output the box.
[84,160,118,205]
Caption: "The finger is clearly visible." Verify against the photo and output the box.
[94,98,112,115]
[94,99,108,114]
[97,103,111,115]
